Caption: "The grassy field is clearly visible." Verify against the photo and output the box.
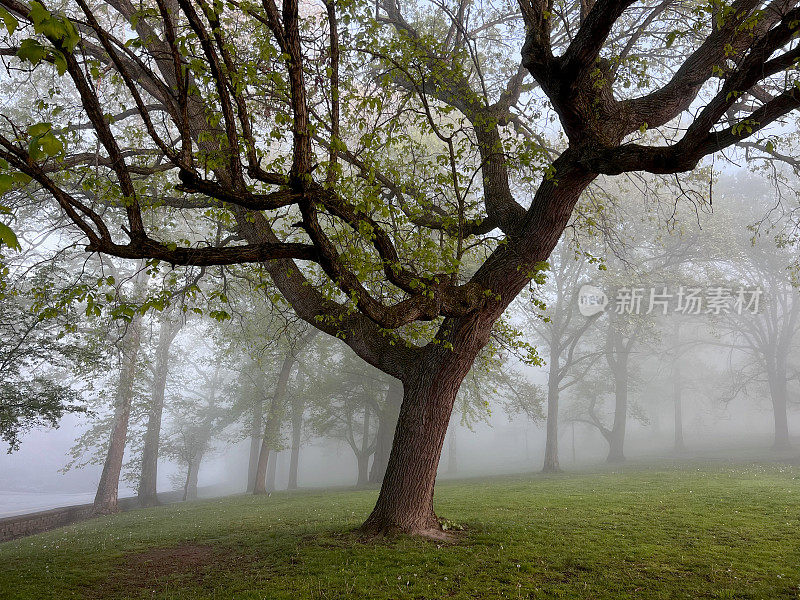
[1,462,799,599]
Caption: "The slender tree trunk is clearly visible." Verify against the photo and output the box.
[138,313,181,507]
[769,363,791,450]
[254,445,271,495]
[183,453,202,501]
[673,368,685,453]
[368,380,402,484]
[355,405,371,487]
[93,274,146,515]
[607,363,628,463]
[542,350,561,472]
[447,426,458,474]
[287,392,304,490]
[254,332,316,495]
[266,450,279,493]
[360,350,472,536]
[253,364,291,495]
[247,394,264,493]
[356,452,370,487]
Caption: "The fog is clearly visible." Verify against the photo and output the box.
[5,164,800,516]
[3,369,796,518]
[4,147,800,523]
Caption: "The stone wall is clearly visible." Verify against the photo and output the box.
[0,490,187,543]
[0,504,94,542]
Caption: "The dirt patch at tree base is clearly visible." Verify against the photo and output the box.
[91,543,252,598]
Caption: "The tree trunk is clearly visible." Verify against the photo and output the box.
[138,313,181,507]
[253,444,271,495]
[183,454,202,501]
[287,392,304,490]
[355,405,371,487]
[356,452,370,487]
[768,363,791,450]
[266,450,279,493]
[254,332,316,495]
[607,363,628,463]
[368,380,402,484]
[542,351,561,472]
[246,394,264,493]
[360,350,472,536]
[673,368,685,453]
[93,273,146,515]
[447,425,458,474]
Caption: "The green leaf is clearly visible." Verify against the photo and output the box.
[27,122,52,137]
[28,137,49,162]
[39,132,63,156]
[61,18,79,52]
[0,222,20,251]
[0,6,18,35]
[53,50,67,76]
[0,174,13,195]
[16,38,47,65]
[28,1,50,27]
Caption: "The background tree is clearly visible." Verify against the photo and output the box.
[522,238,603,472]
[0,259,92,450]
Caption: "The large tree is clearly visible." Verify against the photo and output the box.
[2,0,800,535]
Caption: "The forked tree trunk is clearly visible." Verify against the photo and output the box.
[254,332,316,495]
[542,350,561,473]
[94,275,146,515]
[368,381,402,484]
[360,351,472,536]
[253,361,293,494]
[287,392,304,490]
[768,364,791,451]
[138,314,181,507]
[247,394,264,493]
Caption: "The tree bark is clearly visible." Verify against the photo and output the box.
[768,362,791,450]
[138,312,181,507]
[254,331,316,494]
[607,364,628,463]
[287,391,304,490]
[254,358,293,494]
[356,452,370,487]
[183,453,202,501]
[93,273,146,515]
[542,347,561,472]
[355,405,371,487]
[368,380,402,484]
[360,350,473,536]
[246,393,264,493]
[266,450,279,493]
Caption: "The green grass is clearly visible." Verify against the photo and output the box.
[2,462,800,599]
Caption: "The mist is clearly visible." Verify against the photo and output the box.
[3,169,799,520]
